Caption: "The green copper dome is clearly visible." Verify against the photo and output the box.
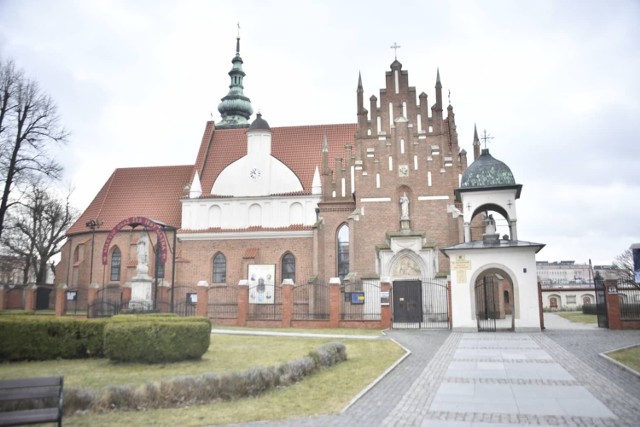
[217,36,253,129]
[461,149,516,188]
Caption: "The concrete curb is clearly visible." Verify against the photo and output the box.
[210,328,382,340]
[340,337,412,413]
[599,343,640,378]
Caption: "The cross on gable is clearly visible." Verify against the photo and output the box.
[390,42,401,60]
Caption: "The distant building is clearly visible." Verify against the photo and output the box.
[536,261,591,286]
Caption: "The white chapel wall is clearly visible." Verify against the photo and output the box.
[181,195,320,230]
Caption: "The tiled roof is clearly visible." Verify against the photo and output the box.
[198,123,357,196]
[67,165,193,236]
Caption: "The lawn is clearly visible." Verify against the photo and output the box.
[0,331,404,426]
[606,346,640,373]
[556,311,597,324]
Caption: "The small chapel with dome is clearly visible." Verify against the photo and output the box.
[55,34,544,331]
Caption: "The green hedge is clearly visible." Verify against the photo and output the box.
[0,316,107,361]
[0,315,211,362]
[104,319,211,363]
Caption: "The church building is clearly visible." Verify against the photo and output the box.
[55,35,543,330]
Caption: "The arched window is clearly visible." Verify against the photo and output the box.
[155,243,165,278]
[582,296,592,305]
[213,253,226,283]
[73,245,81,263]
[549,297,558,309]
[110,247,121,282]
[503,290,510,304]
[337,224,349,280]
[282,252,295,283]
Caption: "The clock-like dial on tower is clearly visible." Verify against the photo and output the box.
[249,167,262,179]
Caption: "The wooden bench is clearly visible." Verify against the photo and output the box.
[0,376,63,427]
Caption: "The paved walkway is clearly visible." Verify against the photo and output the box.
[228,315,640,427]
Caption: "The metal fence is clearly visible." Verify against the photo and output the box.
[618,279,640,320]
[421,279,450,329]
[293,283,329,321]
[248,283,282,321]
[208,285,239,320]
[88,284,125,318]
[157,284,198,317]
[341,280,381,321]
[65,287,89,315]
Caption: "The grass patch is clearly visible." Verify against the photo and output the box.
[0,334,404,426]
[607,346,640,372]
[556,311,597,324]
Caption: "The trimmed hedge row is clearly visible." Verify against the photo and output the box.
[64,342,347,414]
[0,315,211,363]
[105,320,211,363]
[0,316,106,361]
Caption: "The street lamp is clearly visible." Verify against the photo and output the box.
[85,219,103,285]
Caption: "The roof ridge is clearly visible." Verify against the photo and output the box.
[95,170,117,220]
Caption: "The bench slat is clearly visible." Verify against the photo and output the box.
[0,387,61,401]
[0,377,62,389]
[0,408,60,427]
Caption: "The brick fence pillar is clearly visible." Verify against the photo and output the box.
[380,281,392,329]
[604,279,622,330]
[237,280,249,326]
[122,282,132,306]
[55,283,67,316]
[87,283,100,318]
[196,281,209,317]
[328,278,341,328]
[24,284,37,312]
[0,285,5,311]
[281,279,294,327]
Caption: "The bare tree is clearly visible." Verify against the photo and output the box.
[1,180,77,283]
[612,249,633,281]
[0,58,68,241]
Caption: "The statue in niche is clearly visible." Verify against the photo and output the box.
[400,192,410,220]
[485,214,496,235]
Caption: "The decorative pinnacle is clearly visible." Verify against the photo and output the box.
[473,124,480,145]
[236,22,241,53]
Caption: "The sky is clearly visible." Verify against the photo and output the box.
[1,0,639,266]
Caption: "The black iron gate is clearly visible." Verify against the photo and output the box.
[422,279,450,329]
[393,280,422,324]
[475,275,498,332]
[594,274,608,328]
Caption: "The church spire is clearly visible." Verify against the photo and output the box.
[217,28,253,129]
[473,123,481,160]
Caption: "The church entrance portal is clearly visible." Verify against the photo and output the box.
[393,280,422,324]
[474,272,514,332]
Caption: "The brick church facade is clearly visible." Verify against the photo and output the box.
[55,37,476,317]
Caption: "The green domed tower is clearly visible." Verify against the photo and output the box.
[217,34,253,129]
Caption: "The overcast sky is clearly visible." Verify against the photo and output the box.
[1,0,638,265]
